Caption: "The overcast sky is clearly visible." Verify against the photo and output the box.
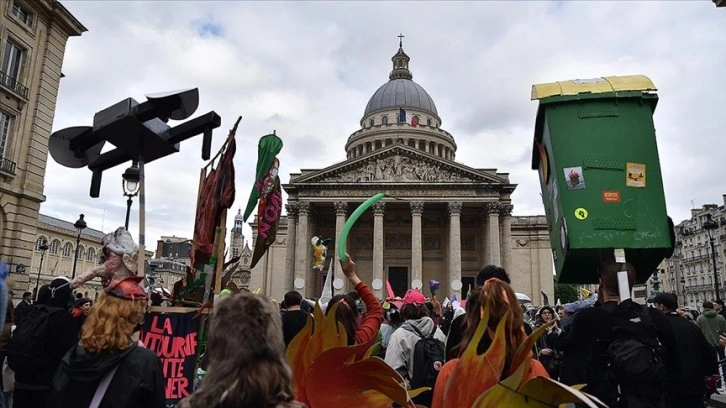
[44,1,725,252]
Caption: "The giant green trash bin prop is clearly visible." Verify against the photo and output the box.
[530,75,674,284]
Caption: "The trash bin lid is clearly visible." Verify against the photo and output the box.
[531,75,656,100]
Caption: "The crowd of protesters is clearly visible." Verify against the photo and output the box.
[4,254,726,408]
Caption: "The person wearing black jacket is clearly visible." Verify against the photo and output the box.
[653,292,717,407]
[12,277,82,408]
[280,291,309,346]
[50,277,164,408]
[556,261,671,408]
[13,292,32,327]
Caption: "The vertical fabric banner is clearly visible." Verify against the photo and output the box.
[249,161,282,269]
[243,134,284,222]
[140,312,199,407]
[245,133,284,269]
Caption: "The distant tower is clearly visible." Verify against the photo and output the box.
[230,208,245,260]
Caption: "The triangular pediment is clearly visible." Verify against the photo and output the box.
[291,144,508,185]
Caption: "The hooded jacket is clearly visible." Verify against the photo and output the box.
[50,342,165,408]
[12,277,83,389]
[696,308,726,347]
[384,316,446,380]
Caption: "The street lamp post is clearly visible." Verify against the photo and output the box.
[703,214,720,301]
[122,162,140,230]
[34,242,49,301]
[71,214,87,280]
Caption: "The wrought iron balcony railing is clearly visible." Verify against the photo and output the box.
[0,156,16,175]
[0,71,28,99]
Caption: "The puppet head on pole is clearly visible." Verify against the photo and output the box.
[71,226,138,289]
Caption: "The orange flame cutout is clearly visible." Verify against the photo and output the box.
[441,305,607,407]
[286,302,421,408]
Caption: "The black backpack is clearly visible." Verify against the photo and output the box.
[606,299,668,408]
[8,305,62,375]
[409,324,445,406]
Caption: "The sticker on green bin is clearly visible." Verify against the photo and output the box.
[574,208,588,220]
[626,162,646,187]
[602,191,621,203]
[564,167,585,190]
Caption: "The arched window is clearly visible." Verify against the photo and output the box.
[35,236,48,250]
[427,118,432,126]
[382,116,388,125]
[413,115,419,124]
[49,239,60,255]
[369,118,374,127]
[87,248,95,261]
[77,245,84,259]
[62,242,73,257]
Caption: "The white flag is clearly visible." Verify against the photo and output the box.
[318,257,334,313]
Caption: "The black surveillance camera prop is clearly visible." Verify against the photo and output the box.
[49,88,221,197]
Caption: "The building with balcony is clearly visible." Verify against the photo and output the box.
[155,235,192,266]
[0,1,85,293]
[661,195,726,309]
[147,257,187,292]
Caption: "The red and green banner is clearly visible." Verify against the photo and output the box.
[244,133,283,268]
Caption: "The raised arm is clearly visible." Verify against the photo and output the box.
[339,254,383,345]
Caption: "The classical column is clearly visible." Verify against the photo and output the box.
[411,201,424,286]
[480,209,489,266]
[499,204,514,273]
[373,201,385,298]
[294,202,310,296]
[448,202,463,297]
[334,201,347,289]
[284,203,299,291]
[486,202,501,266]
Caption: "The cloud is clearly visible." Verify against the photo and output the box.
[43,1,726,252]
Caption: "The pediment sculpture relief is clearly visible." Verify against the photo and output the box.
[321,155,475,183]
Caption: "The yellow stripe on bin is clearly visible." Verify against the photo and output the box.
[531,75,657,100]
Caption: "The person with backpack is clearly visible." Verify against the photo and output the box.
[50,276,164,408]
[558,260,670,408]
[384,288,446,407]
[8,277,82,408]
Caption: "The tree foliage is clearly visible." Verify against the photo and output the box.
[554,282,578,304]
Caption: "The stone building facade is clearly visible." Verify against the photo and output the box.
[0,1,85,292]
[248,43,553,303]
[155,235,192,267]
[650,196,726,309]
[29,214,105,299]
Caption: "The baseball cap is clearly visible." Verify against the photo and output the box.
[403,289,426,305]
[652,292,678,310]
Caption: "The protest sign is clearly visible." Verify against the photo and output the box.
[141,311,198,406]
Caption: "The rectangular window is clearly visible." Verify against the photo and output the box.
[11,2,33,28]
[1,40,23,84]
[0,111,11,159]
